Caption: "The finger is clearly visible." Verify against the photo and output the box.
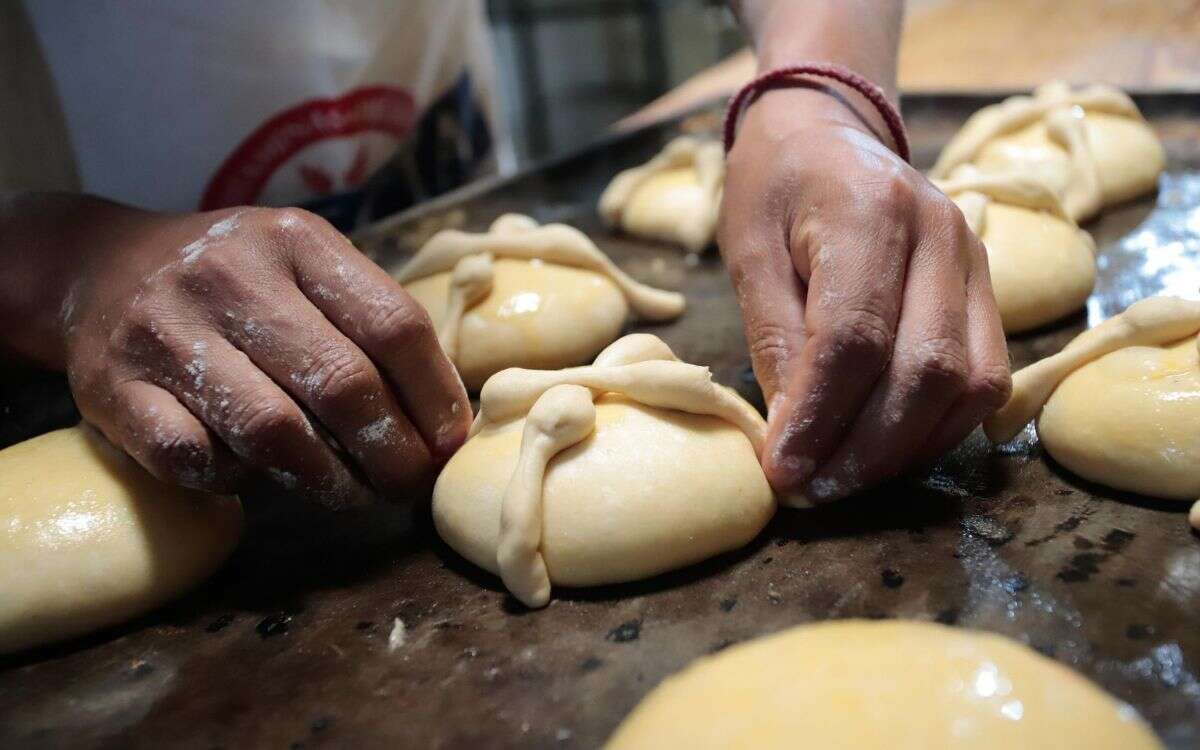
[718,216,809,418]
[221,284,436,496]
[801,218,971,503]
[148,330,374,509]
[278,213,471,458]
[86,379,245,494]
[761,186,913,494]
[913,231,1012,465]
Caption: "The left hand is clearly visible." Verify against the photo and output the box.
[718,87,1012,503]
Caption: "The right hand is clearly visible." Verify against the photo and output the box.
[64,205,470,507]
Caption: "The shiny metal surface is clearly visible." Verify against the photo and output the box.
[1,94,1199,748]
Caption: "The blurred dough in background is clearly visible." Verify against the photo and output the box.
[933,165,1095,333]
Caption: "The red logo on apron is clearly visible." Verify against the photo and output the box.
[200,86,415,210]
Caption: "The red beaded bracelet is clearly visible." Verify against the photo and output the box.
[723,62,910,163]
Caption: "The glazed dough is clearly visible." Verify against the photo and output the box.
[607,620,1161,750]
[400,214,685,391]
[1039,337,1200,500]
[935,166,1095,333]
[598,136,724,253]
[0,426,243,654]
[984,297,1200,527]
[433,334,775,607]
[932,81,1166,222]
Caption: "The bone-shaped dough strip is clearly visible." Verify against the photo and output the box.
[983,297,1200,443]
[933,165,1072,222]
[398,214,685,322]
[497,383,596,608]
[438,253,494,362]
[1044,106,1103,222]
[931,82,1142,179]
[473,360,766,455]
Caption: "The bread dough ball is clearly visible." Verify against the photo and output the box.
[976,113,1166,210]
[980,202,1096,333]
[398,214,685,392]
[434,393,773,588]
[936,167,1095,333]
[1039,337,1200,500]
[0,426,243,654]
[932,82,1166,223]
[619,167,711,248]
[405,258,629,391]
[598,136,724,253]
[607,620,1161,749]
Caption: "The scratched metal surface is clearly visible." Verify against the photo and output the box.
[2,95,1200,749]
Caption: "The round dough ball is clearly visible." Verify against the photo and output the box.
[433,394,774,588]
[975,114,1165,209]
[981,202,1096,333]
[405,258,629,391]
[0,427,243,654]
[607,620,1160,750]
[976,122,1074,199]
[1084,113,1167,206]
[621,167,709,246]
[1039,337,1200,500]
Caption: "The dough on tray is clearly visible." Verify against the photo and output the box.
[0,426,243,654]
[931,81,1166,222]
[432,334,776,608]
[983,296,1200,528]
[606,620,1161,750]
[598,136,724,253]
[400,214,685,391]
[934,165,1095,333]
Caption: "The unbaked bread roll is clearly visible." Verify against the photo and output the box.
[934,166,1095,333]
[983,296,1200,529]
[400,214,685,391]
[0,426,243,654]
[598,136,724,253]
[607,620,1161,749]
[433,334,776,608]
[932,81,1165,222]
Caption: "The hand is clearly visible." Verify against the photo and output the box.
[719,88,1011,503]
[62,204,469,506]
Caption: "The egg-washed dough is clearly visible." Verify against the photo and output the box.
[598,136,724,254]
[983,296,1200,529]
[433,333,775,608]
[931,81,1166,222]
[606,620,1161,750]
[0,426,243,654]
[400,214,685,391]
[934,166,1095,333]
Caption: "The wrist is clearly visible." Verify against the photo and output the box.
[730,75,902,160]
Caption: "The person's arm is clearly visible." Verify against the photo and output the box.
[721,0,1011,503]
[0,192,470,505]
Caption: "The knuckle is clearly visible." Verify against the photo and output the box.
[746,321,797,363]
[299,341,375,403]
[255,206,328,241]
[226,392,304,451]
[366,294,435,349]
[825,307,894,366]
[969,361,1014,410]
[913,336,969,392]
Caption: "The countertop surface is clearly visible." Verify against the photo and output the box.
[3,95,1200,749]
